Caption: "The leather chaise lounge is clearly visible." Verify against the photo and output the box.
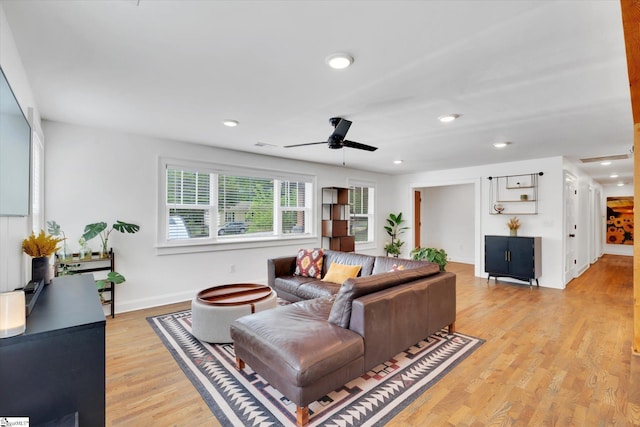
[230,249,456,426]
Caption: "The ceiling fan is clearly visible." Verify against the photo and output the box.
[284,117,378,152]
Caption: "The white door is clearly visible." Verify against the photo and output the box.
[564,171,578,284]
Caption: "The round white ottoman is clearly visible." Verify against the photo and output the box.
[191,283,277,343]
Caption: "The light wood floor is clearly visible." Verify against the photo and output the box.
[106,254,640,426]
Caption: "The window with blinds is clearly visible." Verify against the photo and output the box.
[162,159,314,243]
[349,184,375,244]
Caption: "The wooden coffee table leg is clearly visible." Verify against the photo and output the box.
[235,357,245,370]
[296,406,309,426]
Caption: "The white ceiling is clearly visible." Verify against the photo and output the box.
[1,0,634,185]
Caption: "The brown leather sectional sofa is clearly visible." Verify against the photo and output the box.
[230,250,456,426]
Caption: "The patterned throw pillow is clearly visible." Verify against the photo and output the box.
[389,264,405,272]
[294,248,324,279]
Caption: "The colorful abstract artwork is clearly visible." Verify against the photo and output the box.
[606,196,634,245]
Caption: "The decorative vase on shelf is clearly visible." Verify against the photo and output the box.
[99,246,110,259]
[32,256,50,285]
[58,243,73,262]
[510,229,518,237]
[79,245,92,261]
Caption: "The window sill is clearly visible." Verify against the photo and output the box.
[156,234,319,256]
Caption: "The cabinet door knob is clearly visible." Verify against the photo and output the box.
[569,234,576,238]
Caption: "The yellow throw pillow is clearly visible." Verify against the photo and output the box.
[322,263,362,285]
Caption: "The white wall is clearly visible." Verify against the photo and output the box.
[419,184,475,264]
[0,4,43,292]
[603,183,634,256]
[391,157,569,288]
[43,120,392,313]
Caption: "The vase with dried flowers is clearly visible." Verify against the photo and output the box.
[22,230,64,285]
[507,217,520,236]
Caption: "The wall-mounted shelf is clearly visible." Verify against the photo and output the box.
[488,172,543,215]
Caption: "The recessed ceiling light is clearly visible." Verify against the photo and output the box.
[326,53,354,70]
[493,142,512,148]
[610,173,619,178]
[222,120,239,127]
[438,114,460,123]
[617,182,625,186]
[393,160,403,164]
[600,161,612,166]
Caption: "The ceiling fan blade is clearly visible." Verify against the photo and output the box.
[284,142,326,148]
[342,140,378,152]
[331,119,352,140]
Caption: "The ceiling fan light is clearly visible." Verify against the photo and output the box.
[326,53,354,70]
[438,114,459,123]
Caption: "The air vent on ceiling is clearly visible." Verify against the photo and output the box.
[579,154,630,163]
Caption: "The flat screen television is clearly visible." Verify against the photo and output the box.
[0,65,31,216]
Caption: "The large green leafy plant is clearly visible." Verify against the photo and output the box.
[82,220,140,256]
[411,247,448,271]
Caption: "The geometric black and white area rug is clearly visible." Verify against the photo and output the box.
[148,310,484,427]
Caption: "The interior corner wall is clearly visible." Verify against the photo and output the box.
[0,4,42,292]
[603,183,635,256]
[43,120,392,313]
[420,184,475,264]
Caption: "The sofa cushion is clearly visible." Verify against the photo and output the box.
[294,248,324,279]
[371,255,439,275]
[274,275,316,295]
[323,250,375,277]
[328,264,441,328]
[297,281,341,300]
[322,262,362,284]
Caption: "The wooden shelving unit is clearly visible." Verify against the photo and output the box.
[55,249,116,318]
[321,187,355,252]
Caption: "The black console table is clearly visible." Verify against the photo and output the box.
[0,274,106,426]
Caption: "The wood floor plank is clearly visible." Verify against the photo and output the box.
[106,255,640,426]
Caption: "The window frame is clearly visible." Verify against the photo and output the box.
[348,180,376,250]
[157,157,317,254]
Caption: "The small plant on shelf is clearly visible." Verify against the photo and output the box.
[82,220,140,258]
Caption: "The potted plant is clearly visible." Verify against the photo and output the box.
[411,247,448,271]
[384,212,409,257]
[82,220,140,258]
[22,230,63,285]
[507,217,520,236]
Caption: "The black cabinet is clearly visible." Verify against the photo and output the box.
[0,274,105,426]
[485,235,541,286]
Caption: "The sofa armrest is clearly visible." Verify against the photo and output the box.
[267,256,297,288]
[349,272,456,371]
